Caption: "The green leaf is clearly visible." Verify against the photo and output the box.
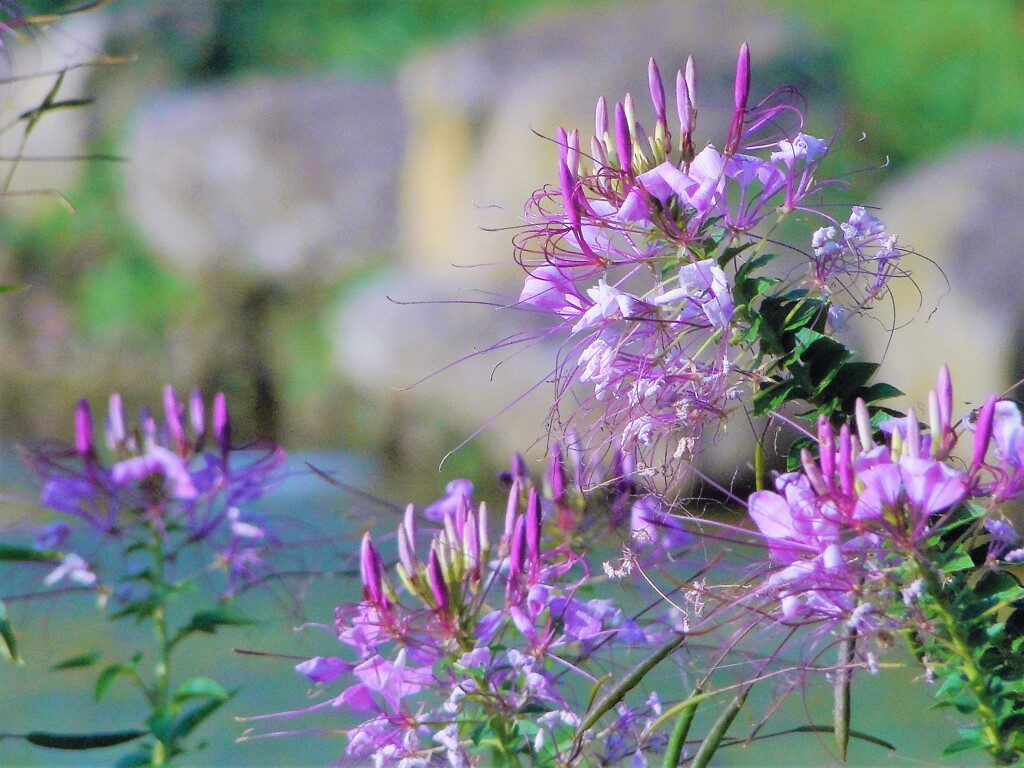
[171,688,237,741]
[942,552,975,573]
[0,283,25,295]
[171,606,258,647]
[95,662,136,701]
[0,600,19,663]
[0,544,63,563]
[853,381,902,403]
[147,708,175,744]
[173,676,228,703]
[25,730,147,750]
[942,737,985,755]
[51,651,100,670]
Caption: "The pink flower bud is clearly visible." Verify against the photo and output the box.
[817,415,834,488]
[567,128,580,178]
[614,101,632,177]
[397,520,417,576]
[463,509,480,575]
[725,43,751,155]
[971,395,997,474]
[74,398,93,458]
[648,58,666,123]
[427,545,449,613]
[213,392,230,456]
[549,445,566,504]
[800,448,829,497]
[937,364,953,434]
[504,480,520,541]
[838,424,854,496]
[359,532,385,607]
[526,487,542,568]
[163,385,187,456]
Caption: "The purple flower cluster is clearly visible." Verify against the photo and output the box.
[747,365,1022,632]
[512,45,905,479]
[514,47,904,473]
[28,386,285,596]
[251,454,686,766]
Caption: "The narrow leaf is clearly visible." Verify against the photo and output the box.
[173,676,228,703]
[51,651,100,670]
[0,600,18,663]
[25,730,147,750]
[95,664,131,701]
[0,544,62,563]
[172,689,237,741]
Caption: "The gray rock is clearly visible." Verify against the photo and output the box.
[332,268,560,462]
[861,143,1024,411]
[396,0,793,284]
[124,76,404,280]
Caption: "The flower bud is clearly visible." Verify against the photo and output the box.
[74,398,94,459]
[725,43,750,155]
[526,487,542,569]
[359,532,385,607]
[477,501,490,558]
[648,58,666,124]
[164,385,187,456]
[106,393,126,451]
[906,408,921,460]
[971,395,997,474]
[614,101,633,177]
[188,389,205,445]
[566,128,580,178]
[213,392,230,457]
[854,398,873,452]
[800,447,829,497]
[427,544,449,613]
[817,415,834,488]
[838,424,854,496]
[595,95,608,141]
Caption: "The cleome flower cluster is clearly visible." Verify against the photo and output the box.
[515,46,904,475]
[245,451,694,766]
[27,386,286,599]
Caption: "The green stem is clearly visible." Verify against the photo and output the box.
[150,527,172,767]
[917,560,1012,763]
[834,628,855,762]
[661,689,701,768]
[574,634,686,744]
[690,684,751,768]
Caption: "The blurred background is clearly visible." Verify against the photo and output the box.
[0,0,1022,485]
[0,0,1021,764]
